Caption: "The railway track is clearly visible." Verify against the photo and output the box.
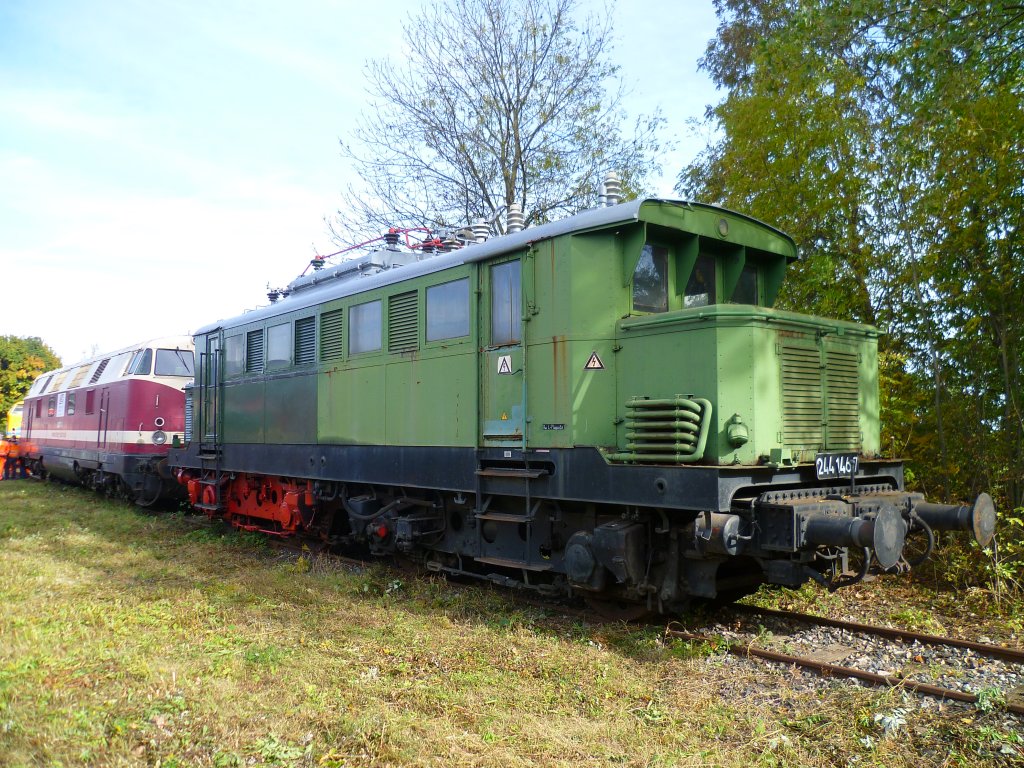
[666,604,1024,715]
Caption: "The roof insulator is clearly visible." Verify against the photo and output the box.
[603,171,622,207]
[506,203,525,233]
[472,219,490,243]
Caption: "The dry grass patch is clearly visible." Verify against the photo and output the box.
[1,481,1021,766]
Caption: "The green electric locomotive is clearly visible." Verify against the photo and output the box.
[170,196,995,613]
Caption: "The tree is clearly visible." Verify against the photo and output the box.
[0,336,61,430]
[680,1,1024,512]
[331,0,663,244]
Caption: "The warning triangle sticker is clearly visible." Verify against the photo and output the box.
[497,355,513,374]
[584,352,605,370]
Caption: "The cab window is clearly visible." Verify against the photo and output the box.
[491,261,521,346]
[632,244,669,313]
[684,254,716,308]
[155,349,195,377]
[127,348,153,375]
[730,263,758,305]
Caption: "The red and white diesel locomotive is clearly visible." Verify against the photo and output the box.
[20,336,194,506]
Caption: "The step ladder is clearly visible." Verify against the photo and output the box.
[472,458,553,572]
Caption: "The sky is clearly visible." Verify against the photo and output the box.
[0,0,721,366]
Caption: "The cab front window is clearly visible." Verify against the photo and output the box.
[155,348,195,377]
[684,254,716,308]
[126,348,153,376]
[632,244,669,313]
[730,263,758,305]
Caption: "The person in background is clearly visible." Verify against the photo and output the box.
[1,434,19,480]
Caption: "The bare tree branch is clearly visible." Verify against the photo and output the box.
[330,0,663,244]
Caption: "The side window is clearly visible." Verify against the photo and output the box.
[225,336,244,377]
[491,261,521,346]
[427,278,470,341]
[730,263,758,305]
[632,244,669,313]
[47,396,55,417]
[266,323,291,369]
[127,348,153,376]
[246,330,264,373]
[684,254,717,308]
[350,300,382,354]
[67,393,76,416]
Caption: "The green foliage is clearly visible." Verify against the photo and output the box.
[974,687,1006,715]
[0,335,60,430]
[683,0,1024,587]
[985,512,1024,596]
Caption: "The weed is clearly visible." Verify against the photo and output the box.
[974,686,1006,713]
[253,733,306,764]
[666,638,721,660]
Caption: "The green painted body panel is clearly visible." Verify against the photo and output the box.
[615,305,879,464]
[222,380,265,443]
[385,353,476,446]
[265,374,317,444]
[316,271,481,448]
[320,361,386,444]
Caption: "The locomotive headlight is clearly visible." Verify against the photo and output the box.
[152,430,168,445]
[727,414,749,447]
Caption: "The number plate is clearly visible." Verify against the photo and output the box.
[815,452,859,480]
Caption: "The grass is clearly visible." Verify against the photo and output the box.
[0,480,1021,767]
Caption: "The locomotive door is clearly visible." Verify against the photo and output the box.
[199,333,222,449]
[480,257,526,447]
[96,388,110,448]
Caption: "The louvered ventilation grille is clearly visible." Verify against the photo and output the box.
[246,330,264,373]
[89,359,110,384]
[294,317,316,365]
[184,390,193,442]
[388,291,418,352]
[825,349,861,450]
[620,396,710,463]
[781,344,824,447]
[321,309,344,360]
[780,343,862,450]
